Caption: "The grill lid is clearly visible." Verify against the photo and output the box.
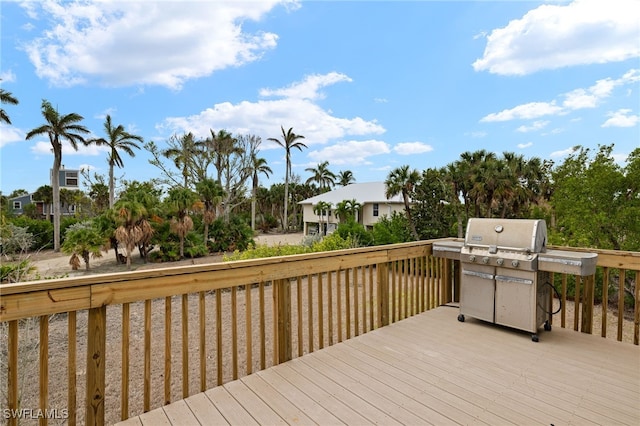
[464,218,547,253]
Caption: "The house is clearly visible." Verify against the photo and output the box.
[298,181,409,235]
[9,167,81,217]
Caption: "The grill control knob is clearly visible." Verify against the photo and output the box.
[511,259,519,268]
[496,258,504,266]
[469,255,476,262]
[482,256,490,264]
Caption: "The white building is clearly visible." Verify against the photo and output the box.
[298,182,408,235]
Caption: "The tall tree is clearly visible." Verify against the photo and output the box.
[250,153,272,230]
[88,115,143,208]
[195,178,224,244]
[166,187,198,259]
[0,88,19,124]
[112,198,149,269]
[313,201,332,236]
[268,126,307,232]
[162,132,204,188]
[337,170,355,186]
[305,160,336,192]
[26,100,89,252]
[385,165,420,240]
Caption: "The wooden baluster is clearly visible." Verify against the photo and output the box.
[86,306,106,426]
[122,304,130,419]
[369,265,374,330]
[377,263,389,328]
[296,276,303,358]
[354,267,359,336]
[182,294,189,397]
[308,275,314,353]
[163,298,170,406]
[259,281,266,371]
[199,291,206,391]
[39,315,48,426]
[318,273,324,349]
[581,274,595,334]
[561,274,567,328]
[231,287,238,380]
[602,267,609,338]
[7,320,18,426]
[617,269,626,342]
[346,269,351,339]
[275,279,292,364]
[337,271,343,343]
[144,300,151,411]
[574,276,581,332]
[216,289,223,386]
[328,272,334,346]
[245,284,252,376]
[68,311,77,425]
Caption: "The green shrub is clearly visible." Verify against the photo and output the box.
[8,217,53,250]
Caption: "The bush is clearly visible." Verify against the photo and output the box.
[371,212,413,245]
[0,224,35,256]
[8,217,53,250]
[209,216,254,252]
[334,219,373,247]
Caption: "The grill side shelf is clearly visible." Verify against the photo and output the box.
[538,250,598,276]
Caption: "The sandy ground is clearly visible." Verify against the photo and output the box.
[27,232,306,279]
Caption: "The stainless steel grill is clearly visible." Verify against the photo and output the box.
[433,218,598,342]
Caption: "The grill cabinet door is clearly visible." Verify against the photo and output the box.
[460,264,495,323]
[494,267,537,333]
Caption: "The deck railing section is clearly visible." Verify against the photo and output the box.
[1,240,637,425]
[0,240,451,425]
[548,246,639,344]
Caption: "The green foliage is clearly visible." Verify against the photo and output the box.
[412,168,454,239]
[1,259,36,283]
[61,221,106,270]
[8,216,53,250]
[371,212,413,245]
[550,145,640,250]
[0,224,35,256]
[334,218,373,246]
[224,231,357,261]
[209,216,254,252]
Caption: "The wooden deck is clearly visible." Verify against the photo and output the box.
[118,306,640,426]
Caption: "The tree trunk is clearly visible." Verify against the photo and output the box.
[52,145,62,252]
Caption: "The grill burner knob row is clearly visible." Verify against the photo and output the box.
[469,255,476,262]
[496,258,504,266]
[482,257,490,264]
[511,260,519,267]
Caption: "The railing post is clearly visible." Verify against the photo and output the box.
[86,305,106,426]
[581,274,595,334]
[377,263,389,327]
[274,279,292,364]
[7,320,18,426]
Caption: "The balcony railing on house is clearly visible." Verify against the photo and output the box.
[0,239,638,425]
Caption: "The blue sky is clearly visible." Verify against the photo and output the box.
[1,0,639,196]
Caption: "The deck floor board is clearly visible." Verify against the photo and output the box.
[118,307,640,426]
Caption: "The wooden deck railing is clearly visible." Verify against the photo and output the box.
[0,240,637,425]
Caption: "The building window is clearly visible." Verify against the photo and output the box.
[65,171,78,186]
[13,201,21,210]
[373,203,379,217]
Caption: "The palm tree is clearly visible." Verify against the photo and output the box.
[162,132,203,188]
[337,170,355,186]
[195,178,224,244]
[88,115,143,208]
[0,88,19,124]
[385,165,420,240]
[313,201,332,236]
[268,126,307,232]
[166,187,198,259]
[26,100,89,252]
[112,199,148,269]
[305,161,336,192]
[335,198,361,222]
[250,154,272,230]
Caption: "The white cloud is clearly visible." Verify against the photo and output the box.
[602,109,640,127]
[517,142,533,149]
[481,102,563,122]
[307,140,391,166]
[30,139,108,157]
[393,142,433,155]
[516,120,549,133]
[0,124,24,148]
[481,69,639,122]
[467,131,487,138]
[260,72,351,100]
[473,0,640,75]
[550,147,577,158]
[21,0,291,89]
[0,70,16,83]
[160,73,385,146]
